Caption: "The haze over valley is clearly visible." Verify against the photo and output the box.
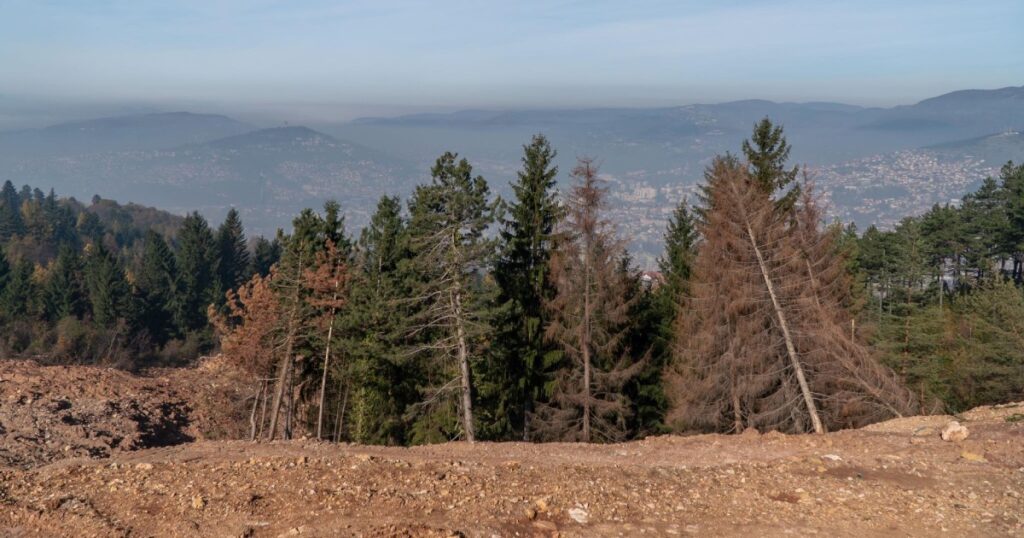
[2,86,1022,264]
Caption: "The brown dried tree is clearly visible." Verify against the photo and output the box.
[533,158,644,443]
[210,271,285,440]
[302,240,349,440]
[667,158,915,434]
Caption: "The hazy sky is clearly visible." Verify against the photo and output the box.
[1,0,1021,117]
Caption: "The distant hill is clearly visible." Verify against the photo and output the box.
[927,129,1024,166]
[0,125,412,236]
[2,85,1023,258]
[0,112,253,158]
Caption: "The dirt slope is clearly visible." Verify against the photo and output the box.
[0,358,248,469]
[0,360,1022,537]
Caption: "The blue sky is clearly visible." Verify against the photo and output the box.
[1,0,1021,117]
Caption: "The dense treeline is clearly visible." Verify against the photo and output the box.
[854,161,1024,412]
[3,121,1022,443]
[0,182,281,364]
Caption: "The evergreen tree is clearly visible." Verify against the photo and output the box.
[0,247,9,298]
[0,180,24,239]
[741,117,800,207]
[42,246,86,321]
[0,257,35,319]
[84,244,132,328]
[136,231,179,344]
[484,134,562,440]
[340,196,416,444]
[998,162,1024,281]
[404,152,498,443]
[174,212,216,332]
[322,200,352,254]
[250,236,282,276]
[215,208,250,298]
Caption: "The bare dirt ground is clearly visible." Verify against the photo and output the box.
[1,360,1022,537]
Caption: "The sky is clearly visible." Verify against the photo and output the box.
[1,0,1022,120]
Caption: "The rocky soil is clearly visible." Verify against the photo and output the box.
[0,358,248,469]
[0,360,1022,537]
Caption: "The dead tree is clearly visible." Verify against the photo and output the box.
[533,158,644,443]
[303,240,349,440]
[667,158,915,434]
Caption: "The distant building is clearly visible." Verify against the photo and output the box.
[640,270,665,291]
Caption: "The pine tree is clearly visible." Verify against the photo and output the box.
[215,208,250,298]
[742,117,800,207]
[998,162,1024,281]
[0,257,35,319]
[136,231,179,344]
[174,212,216,332]
[0,247,10,300]
[405,152,497,443]
[84,243,132,328]
[42,246,86,321]
[534,158,644,442]
[0,180,24,239]
[339,196,416,444]
[250,236,281,276]
[484,134,562,440]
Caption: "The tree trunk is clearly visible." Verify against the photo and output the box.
[581,241,592,443]
[746,222,824,434]
[451,286,476,443]
[249,380,265,441]
[316,302,337,440]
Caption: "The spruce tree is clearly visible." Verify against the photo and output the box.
[340,196,415,444]
[174,212,216,332]
[84,244,132,328]
[485,134,561,440]
[0,257,35,319]
[250,236,282,276]
[42,246,86,321]
[136,231,179,344]
[0,180,24,239]
[742,117,800,207]
[215,208,250,297]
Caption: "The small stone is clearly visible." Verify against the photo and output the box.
[568,507,589,524]
[535,498,549,513]
[525,507,538,520]
[941,421,969,442]
[191,495,206,510]
[135,463,154,471]
[296,456,308,465]
[532,520,558,531]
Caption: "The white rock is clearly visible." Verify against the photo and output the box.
[568,507,589,524]
[940,421,969,442]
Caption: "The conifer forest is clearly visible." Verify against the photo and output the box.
[2,121,1023,444]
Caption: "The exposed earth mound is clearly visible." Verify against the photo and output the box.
[0,360,1022,537]
[0,358,248,469]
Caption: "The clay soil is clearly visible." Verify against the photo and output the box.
[1,359,1022,537]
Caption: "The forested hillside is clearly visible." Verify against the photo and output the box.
[2,120,1022,444]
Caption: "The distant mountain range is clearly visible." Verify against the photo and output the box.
[0,86,1021,256]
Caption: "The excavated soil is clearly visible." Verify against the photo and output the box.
[0,358,248,469]
[0,360,1022,537]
